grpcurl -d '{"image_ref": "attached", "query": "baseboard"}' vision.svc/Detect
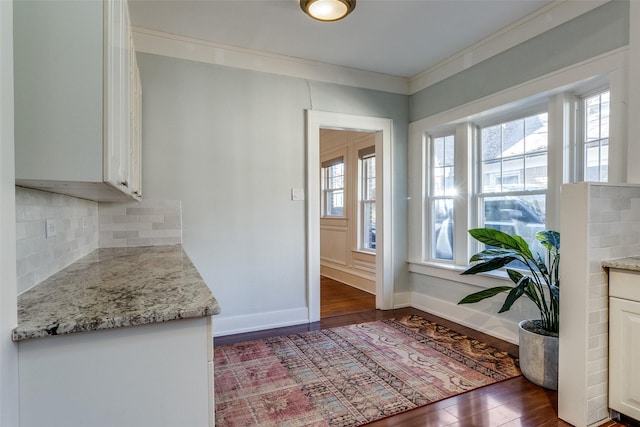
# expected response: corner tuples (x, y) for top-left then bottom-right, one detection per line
(393, 292), (412, 308)
(409, 292), (519, 344)
(212, 307), (309, 337)
(321, 266), (375, 294)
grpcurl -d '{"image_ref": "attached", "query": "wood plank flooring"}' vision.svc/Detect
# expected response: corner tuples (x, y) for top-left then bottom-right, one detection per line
(320, 276), (375, 318)
(214, 280), (633, 427)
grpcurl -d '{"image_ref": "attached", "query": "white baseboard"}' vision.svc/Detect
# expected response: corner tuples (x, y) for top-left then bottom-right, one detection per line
(408, 292), (519, 345)
(393, 292), (412, 308)
(212, 307), (309, 337)
(210, 294), (519, 344)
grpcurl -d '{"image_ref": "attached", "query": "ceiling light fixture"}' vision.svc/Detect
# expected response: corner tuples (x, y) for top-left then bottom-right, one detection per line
(300, 0), (356, 22)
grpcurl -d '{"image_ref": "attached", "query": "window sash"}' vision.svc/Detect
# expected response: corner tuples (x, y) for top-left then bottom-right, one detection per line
(322, 158), (344, 217)
(360, 151), (376, 251)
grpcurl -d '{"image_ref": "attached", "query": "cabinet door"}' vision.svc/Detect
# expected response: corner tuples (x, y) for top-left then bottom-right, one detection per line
(130, 49), (142, 199)
(609, 297), (640, 420)
(104, 0), (131, 193)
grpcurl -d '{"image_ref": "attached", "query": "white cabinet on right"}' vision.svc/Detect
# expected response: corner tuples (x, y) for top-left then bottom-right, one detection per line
(609, 268), (640, 422)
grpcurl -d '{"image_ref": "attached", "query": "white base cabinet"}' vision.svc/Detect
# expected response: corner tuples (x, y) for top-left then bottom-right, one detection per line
(18, 317), (214, 427)
(609, 269), (640, 422)
(14, 0), (141, 202)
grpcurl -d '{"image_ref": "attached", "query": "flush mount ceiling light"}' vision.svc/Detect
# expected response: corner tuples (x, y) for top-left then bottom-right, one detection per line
(300, 0), (356, 22)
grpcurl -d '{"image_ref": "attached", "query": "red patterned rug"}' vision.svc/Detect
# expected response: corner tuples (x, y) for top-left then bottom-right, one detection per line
(214, 314), (521, 426)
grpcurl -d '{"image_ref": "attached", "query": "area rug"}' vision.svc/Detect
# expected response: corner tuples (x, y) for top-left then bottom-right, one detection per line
(214, 314), (521, 426)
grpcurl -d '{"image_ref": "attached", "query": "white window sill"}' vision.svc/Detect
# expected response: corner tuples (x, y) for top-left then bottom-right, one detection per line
(408, 260), (511, 289)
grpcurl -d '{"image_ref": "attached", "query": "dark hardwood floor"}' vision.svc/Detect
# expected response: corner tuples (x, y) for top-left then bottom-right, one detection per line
(321, 276), (376, 318)
(214, 280), (631, 427)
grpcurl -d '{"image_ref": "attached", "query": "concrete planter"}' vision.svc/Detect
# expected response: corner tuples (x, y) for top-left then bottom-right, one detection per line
(518, 319), (559, 390)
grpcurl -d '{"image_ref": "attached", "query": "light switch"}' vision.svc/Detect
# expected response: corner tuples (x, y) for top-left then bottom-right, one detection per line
(291, 188), (305, 201)
(45, 219), (57, 238)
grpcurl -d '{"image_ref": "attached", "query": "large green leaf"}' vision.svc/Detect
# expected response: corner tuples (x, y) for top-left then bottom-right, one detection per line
(468, 228), (533, 259)
(537, 230), (560, 251)
(469, 249), (519, 262)
(458, 286), (513, 305)
(461, 257), (516, 275)
(506, 268), (524, 285)
(498, 283), (526, 313)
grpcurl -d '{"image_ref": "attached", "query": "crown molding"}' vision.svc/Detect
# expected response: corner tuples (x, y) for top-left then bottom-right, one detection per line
(133, 1), (610, 96)
(132, 27), (410, 95)
(409, 0), (610, 94)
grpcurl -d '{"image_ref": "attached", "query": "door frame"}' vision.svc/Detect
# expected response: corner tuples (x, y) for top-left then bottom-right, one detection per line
(306, 110), (393, 322)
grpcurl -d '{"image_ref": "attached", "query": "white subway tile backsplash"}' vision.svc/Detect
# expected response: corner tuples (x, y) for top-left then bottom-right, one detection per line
(15, 187), (99, 294)
(98, 199), (182, 248)
(16, 187), (184, 292)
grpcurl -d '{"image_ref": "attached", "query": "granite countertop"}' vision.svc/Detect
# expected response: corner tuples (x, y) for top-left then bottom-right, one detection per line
(13, 245), (220, 341)
(602, 256), (640, 272)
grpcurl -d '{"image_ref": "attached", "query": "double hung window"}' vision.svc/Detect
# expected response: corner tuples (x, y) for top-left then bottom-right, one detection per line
(322, 157), (344, 217)
(477, 113), (548, 255)
(430, 134), (456, 261)
(580, 90), (610, 182)
(359, 147), (376, 251)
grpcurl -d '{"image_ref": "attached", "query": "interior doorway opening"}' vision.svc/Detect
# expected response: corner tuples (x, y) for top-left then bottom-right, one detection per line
(306, 111), (393, 323)
(319, 128), (378, 318)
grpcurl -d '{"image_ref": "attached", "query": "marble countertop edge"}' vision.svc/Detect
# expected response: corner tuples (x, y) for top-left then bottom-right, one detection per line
(12, 305), (219, 342)
(602, 256), (640, 272)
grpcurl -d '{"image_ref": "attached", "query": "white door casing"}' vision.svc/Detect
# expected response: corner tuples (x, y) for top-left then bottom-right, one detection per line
(306, 110), (393, 322)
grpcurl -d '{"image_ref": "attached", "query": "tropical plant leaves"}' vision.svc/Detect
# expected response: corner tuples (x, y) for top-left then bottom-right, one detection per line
(458, 286), (513, 305)
(459, 228), (561, 334)
(537, 230), (560, 252)
(461, 257), (517, 275)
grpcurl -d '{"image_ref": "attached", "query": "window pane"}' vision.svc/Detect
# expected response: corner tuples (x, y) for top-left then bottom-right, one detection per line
(583, 90), (609, 182)
(326, 190), (343, 216)
(363, 201), (376, 250)
(363, 156), (376, 200)
(322, 160), (344, 217)
(481, 113), (548, 193)
(482, 195), (546, 256)
(433, 199), (454, 260)
(433, 135), (455, 197)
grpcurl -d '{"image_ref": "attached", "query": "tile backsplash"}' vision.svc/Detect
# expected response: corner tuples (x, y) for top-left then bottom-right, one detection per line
(16, 187), (98, 294)
(16, 187), (183, 293)
(98, 200), (182, 248)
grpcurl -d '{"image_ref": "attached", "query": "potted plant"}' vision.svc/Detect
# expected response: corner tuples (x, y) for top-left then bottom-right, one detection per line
(458, 228), (560, 390)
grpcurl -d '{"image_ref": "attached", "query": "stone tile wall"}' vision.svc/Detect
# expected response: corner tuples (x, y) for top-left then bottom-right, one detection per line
(586, 184), (640, 423)
(15, 187), (98, 294)
(98, 200), (182, 248)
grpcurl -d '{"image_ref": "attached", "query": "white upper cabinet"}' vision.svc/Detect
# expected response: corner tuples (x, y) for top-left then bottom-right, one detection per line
(14, 0), (141, 202)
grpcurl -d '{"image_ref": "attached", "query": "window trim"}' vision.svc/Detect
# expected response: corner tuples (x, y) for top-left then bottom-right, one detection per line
(358, 148), (376, 252)
(575, 87), (610, 182)
(321, 155), (345, 218)
(410, 78), (623, 287)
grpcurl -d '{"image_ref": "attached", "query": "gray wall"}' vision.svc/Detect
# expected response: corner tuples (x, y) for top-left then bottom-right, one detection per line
(410, 0), (629, 122)
(407, 0), (630, 334)
(137, 53), (408, 319)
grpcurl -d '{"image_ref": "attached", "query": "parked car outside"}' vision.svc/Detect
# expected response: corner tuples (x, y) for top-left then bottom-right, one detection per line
(434, 197), (545, 260)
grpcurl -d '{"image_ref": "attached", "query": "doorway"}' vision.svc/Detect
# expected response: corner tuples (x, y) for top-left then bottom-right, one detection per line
(318, 128), (377, 318)
(306, 111), (393, 323)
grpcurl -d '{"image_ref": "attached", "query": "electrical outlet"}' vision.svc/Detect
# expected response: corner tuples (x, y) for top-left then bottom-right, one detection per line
(45, 219), (57, 238)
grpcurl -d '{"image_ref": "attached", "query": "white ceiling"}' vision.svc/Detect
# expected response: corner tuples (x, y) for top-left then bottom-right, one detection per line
(128, 0), (554, 78)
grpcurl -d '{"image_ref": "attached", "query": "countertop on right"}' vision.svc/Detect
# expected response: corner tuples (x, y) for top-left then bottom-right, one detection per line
(602, 256), (640, 272)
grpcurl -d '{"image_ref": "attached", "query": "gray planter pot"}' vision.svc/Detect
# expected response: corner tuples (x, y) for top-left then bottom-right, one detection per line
(518, 319), (559, 390)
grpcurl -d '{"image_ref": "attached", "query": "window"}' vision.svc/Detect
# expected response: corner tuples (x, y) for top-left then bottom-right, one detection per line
(322, 157), (344, 217)
(359, 147), (376, 250)
(581, 90), (609, 182)
(430, 134), (455, 260)
(478, 113), (548, 253)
